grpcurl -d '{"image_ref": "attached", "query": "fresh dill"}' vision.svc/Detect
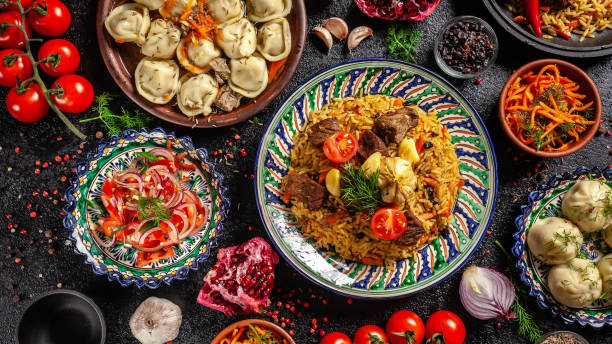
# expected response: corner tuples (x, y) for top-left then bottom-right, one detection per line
(247, 324), (279, 344)
(79, 93), (157, 135)
(386, 23), (422, 63)
(340, 164), (382, 215)
(137, 197), (171, 226)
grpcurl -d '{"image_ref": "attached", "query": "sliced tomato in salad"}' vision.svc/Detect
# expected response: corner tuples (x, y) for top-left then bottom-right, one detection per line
(323, 131), (358, 163)
(137, 247), (175, 266)
(150, 158), (177, 172)
(101, 218), (122, 238)
(371, 207), (408, 240)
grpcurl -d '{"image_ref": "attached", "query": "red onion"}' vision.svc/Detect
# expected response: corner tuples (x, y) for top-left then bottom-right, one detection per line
(459, 266), (516, 320)
(176, 203), (197, 239)
(149, 147), (175, 161)
(172, 209), (190, 238)
(161, 219), (179, 242)
(115, 172), (144, 193)
(138, 227), (160, 246)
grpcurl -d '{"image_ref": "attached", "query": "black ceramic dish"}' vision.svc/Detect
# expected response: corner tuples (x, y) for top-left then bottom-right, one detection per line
(482, 0), (612, 57)
(16, 289), (106, 344)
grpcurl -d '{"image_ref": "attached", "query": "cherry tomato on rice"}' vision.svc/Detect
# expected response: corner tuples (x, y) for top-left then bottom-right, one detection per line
(386, 310), (425, 344)
(28, 0), (71, 37)
(1, 0), (34, 11)
(323, 131), (358, 163)
(6, 82), (48, 123)
(370, 207), (407, 241)
(50, 74), (94, 113)
(0, 11), (32, 49)
(37, 38), (80, 76)
(354, 325), (388, 344)
(321, 332), (352, 344)
(0, 48), (32, 87)
(424, 311), (465, 344)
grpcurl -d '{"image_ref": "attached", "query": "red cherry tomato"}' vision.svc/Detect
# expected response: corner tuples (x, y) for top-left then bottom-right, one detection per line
(6, 82), (48, 123)
(50, 74), (94, 113)
(354, 325), (388, 344)
(321, 332), (352, 344)
(370, 207), (407, 240)
(27, 0), (71, 37)
(323, 131), (358, 163)
(2, 0), (34, 11)
(385, 310), (425, 344)
(0, 48), (32, 87)
(0, 11), (32, 49)
(424, 311), (465, 344)
(37, 38), (79, 76)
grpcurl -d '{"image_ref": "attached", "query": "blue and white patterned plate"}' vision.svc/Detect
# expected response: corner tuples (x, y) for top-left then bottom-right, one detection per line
(63, 128), (229, 288)
(254, 58), (498, 299)
(513, 167), (612, 327)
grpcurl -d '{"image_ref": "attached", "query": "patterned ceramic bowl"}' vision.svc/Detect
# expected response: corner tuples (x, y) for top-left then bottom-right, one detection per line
(513, 166), (612, 327)
(63, 128), (229, 288)
(255, 58), (498, 299)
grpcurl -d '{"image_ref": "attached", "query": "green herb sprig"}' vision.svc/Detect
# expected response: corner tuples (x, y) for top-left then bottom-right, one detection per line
(247, 324), (279, 344)
(341, 164), (382, 215)
(386, 23), (422, 63)
(137, 197), (171, 227)
(80, 93), (157, 135)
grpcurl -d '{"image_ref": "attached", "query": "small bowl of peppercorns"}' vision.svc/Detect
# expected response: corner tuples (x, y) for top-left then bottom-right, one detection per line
(434, 16), (499, 79)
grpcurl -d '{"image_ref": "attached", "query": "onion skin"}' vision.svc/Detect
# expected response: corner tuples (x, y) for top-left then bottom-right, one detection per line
(459, 266), (516, 320)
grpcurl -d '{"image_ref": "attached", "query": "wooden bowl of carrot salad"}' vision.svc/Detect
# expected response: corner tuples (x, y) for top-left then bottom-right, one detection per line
(211, 319), (295, 344)
(499, 59), (601, 157)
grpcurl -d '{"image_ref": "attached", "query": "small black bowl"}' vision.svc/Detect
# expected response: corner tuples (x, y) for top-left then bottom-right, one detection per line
(17, 289), (106, 344)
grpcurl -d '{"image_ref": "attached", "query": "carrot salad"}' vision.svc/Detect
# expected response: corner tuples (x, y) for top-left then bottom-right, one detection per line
(503, 64), (596, 152)
(219, 324), (288, 344)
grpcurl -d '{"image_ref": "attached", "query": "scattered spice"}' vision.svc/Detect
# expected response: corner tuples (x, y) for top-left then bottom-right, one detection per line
(439, 21), (496, 74)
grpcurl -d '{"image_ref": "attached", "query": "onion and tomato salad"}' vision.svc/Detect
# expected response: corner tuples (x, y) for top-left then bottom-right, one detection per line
(91, 145), (206, 267)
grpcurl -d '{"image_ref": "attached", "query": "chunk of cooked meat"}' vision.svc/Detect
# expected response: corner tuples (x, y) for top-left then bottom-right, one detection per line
(214, 85), (242, 112)
(374, 106), (420, 144)
(209, 57), (230, 84)
(307, 118), (341, 147)
(284, 171), (327, 210)
(358, 129), (388, 159)
(394, 209), (425, 247)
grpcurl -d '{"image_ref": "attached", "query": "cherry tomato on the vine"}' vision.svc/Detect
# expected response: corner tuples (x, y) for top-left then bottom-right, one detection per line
(354, 325), (388, 344)
(321, 332), (352, 344)
(27, 0), (71, 37)
(37, 38), (79, 76)
(0, 48), (32, 87)
(323, 131), (358, 163)
(386, 310), (425, 344)
(424, 311), (465, 344)
(1, 0), (33, 11)
(6, 82), (49, 123)
(50, 74), (94, 113)
(371, 207), (407, 240)
(0, 11), (32, 49)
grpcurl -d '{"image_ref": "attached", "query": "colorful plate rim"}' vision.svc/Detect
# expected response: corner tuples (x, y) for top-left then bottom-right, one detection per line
(62, 128), (230, 288)
(254, 57), (499, 299)
(512, 166), (612, 327)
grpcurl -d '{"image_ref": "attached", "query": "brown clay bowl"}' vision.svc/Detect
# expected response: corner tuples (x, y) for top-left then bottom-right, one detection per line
(96, 0), (307, 128)
(211, 319), (295, 344)
(498, 59), (601, 157)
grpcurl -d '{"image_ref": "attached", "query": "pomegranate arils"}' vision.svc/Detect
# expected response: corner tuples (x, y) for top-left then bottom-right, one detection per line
(357, 0), (441, 21)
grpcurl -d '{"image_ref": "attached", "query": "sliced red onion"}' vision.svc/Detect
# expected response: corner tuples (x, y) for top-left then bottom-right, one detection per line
(91, 230), (116, 249)
(113, 195), (126, 223)
(124, 202), (138, 212)
(172, 209), (191, 238)
(460, 266), (516, 320)
(176, 203), (197, 239)
(138, 227), (160, 246)
(161, 219), (179, 242)
(149, 147), (175, 161)
(145, 170), (162, 198)
(130, 220), (152, 243)
(115, 172), (144, 193)
(147, 164), (170, 174)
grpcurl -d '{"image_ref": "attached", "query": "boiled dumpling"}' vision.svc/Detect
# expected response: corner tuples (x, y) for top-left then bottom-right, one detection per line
(177, 37), (221, 74)
(206, 0), (244, 23)
(141, 19), (181, 59)
(104, 3), (150, 44)
(599, 253), (612, 297)
(257, 18), (291, 62)
(177, 74), (219, 117)
(548, 258), (602, 308)
(603, 226), (612, 248)
(160, 0), (197, 18)
(562, 180), (612, 232)
(216, 18), (257, 59)
(134, 0), (165, 10)
(247, 0), (291, 22)
(527, 217), (583, 265)
(228, 54), (268, 98)
(135, 58), (179, 104)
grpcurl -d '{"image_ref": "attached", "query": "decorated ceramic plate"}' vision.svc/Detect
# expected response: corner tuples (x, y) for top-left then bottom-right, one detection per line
(513, 167), (612, 327)
(255, 58), (498, 299)
(63, 128), (229, 288)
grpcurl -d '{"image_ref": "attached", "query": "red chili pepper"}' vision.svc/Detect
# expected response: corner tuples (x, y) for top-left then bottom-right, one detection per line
(525, 0), (543, 37)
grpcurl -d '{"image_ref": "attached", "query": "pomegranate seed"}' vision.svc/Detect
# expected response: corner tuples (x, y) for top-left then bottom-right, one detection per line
(347, 298), (353, 304)
(475, 78), (482, 84)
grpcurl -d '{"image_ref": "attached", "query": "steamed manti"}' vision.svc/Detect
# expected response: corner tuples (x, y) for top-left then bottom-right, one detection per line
(91, 146), (207, 267)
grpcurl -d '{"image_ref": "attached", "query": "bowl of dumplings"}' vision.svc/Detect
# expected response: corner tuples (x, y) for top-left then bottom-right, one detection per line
(513, 166), (612, 327)
(96, 0), (307, 128)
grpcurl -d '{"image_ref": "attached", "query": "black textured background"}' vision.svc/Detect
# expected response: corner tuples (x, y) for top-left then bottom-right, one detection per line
(1, 1), (611, 343)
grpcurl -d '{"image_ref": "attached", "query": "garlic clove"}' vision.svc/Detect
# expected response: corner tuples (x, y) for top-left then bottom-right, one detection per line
(312, 26), (333, 53)
(130, 297), (182, 344)
(347, 26), (373, 52)
(323, 17), (348, 40)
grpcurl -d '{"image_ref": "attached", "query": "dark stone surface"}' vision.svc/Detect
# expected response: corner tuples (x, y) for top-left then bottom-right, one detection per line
(0, 1), (611, 343)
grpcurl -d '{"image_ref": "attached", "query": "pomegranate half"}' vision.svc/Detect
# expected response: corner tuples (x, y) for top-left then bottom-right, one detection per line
(354, 0), (442, 21)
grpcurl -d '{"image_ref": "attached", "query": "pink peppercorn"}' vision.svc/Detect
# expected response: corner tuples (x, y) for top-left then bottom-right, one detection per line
(20, 229), (27, 235)
(289, 330), (294, 336)
(323, 317), (328, 323)
(319, 330), (325, 336)
(14, 147), (19, 153)
(347, 298), (353, 304)
(303, 302), (309, 308)
(30, 211), (36, 218)
(54, 155), (62, 162)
